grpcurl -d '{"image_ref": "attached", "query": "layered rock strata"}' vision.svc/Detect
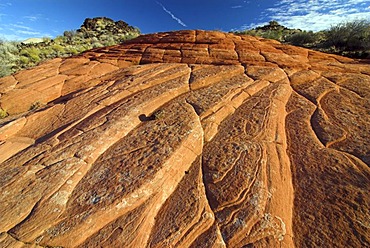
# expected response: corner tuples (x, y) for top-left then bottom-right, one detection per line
(0, 30), (369, 247)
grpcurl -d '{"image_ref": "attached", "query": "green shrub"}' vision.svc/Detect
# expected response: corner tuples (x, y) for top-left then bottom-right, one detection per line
(0, 22), (141, 77)
(0, 108), (8, 118)
(63, 30), (77, 41)
(53, 36), (67, 44)
(0, 65), (13, 77)
(286, 31), (317, 46)
(29, 101), (42, 111)
(40, 46), (54, 59)
(68, 47), (80, 55)
(120, 32), (140, 42)
(42, 37), (52, 43)
(92, 41), (104, 48)
(262, 30), (284, 41)
(50, 44), (66, 56)
(0, 40), (19, 77)
(19, 56), (30, 66)
(20, 47), (41, 63)
(325, 19), (370, 50)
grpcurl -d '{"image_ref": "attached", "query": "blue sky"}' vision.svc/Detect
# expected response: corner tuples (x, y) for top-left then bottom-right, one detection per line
(0, 0), (369, 40)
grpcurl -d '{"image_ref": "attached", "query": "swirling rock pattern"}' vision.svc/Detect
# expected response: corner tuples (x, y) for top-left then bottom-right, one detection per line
(0, 30), (369, 247)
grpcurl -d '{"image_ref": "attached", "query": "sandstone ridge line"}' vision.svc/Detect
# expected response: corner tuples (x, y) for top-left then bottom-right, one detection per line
(0, 30), (369, 247)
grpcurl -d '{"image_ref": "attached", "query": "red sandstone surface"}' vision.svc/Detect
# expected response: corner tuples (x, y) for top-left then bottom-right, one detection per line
(0, 30), (369, 247)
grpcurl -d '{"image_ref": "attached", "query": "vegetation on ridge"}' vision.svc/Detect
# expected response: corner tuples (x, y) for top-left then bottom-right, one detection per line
(0, 17), (140, 77)
(234, 19), (370, 59)
(1, 18), (369, 78)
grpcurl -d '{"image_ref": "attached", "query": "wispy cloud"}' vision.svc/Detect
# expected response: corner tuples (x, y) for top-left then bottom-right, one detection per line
(1, 23), (49, 40)
(0, 8), (53, 40)
(17, 30), (41, 36)
(10, 24), (33, 31)
(266, 0), (370, 31)
(236, 0), (370, 31)
(23, 15), (39, 22)
(156, 1), (187, 27)
(0, 3), (11, 7)
(231, 5), (243, 9)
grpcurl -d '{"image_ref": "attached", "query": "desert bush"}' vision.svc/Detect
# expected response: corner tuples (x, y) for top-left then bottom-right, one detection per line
(29, 101), (42, 111)
(238, 30), (284, 41)
(53, 36), (67, 44)
(63, 30), (77, 41)
(67, 47), (80, 55)
(0, 108), (8, 118)
(19, 56), (30, 66)
(92, 41), (104, 48)
(0, 64), (13, 77)
(286, 31), (317, 46)
(0, 21), (141, 77)
(325, 19), (370, 50)
(40, 46), (54, 59)
(20, 47), (41, 63)
(50, 44), (65, 56)
(42, 37), (52, 43)
(0, 39), (19, 77)
(121, 32), (140, 41)
(262, 30), (284, 41)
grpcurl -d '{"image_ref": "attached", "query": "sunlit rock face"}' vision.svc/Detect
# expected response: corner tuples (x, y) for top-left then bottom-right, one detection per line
(0, 30), (369, 248)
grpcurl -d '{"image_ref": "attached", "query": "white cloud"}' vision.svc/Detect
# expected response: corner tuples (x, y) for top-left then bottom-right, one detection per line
(1, 23), (49, 40)
(0, 34), (21, 41)
(231, 5), (243, 9)
(236, 0), (370, 31)
(10, 24), (33, 31)
(17, 30), (41, 36)
(265, 0), (370, 31)
(0, 3), (11, 7)
(156, 1), (187, 27)
(23, 15), (40, 22)
(0, 9), (54, 40)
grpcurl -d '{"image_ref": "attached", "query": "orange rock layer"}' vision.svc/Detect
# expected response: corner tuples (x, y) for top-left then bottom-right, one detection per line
(0, 30), (369, 247)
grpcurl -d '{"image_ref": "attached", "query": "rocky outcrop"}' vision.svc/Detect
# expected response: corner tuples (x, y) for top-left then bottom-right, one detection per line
(78, 17), (139, 36)
(0, 30), (369, 247)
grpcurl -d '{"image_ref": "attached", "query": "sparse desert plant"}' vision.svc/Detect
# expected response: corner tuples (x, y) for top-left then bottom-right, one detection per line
(19, 56), (30, 66)
(67, 47), (80, 55)
(285, 31), (317, 46)
(29, 101), (42, 111)
(0, 39), (19, 77)
(260, 30), (283, 41)
(121, 32), (140, 42)
(42, 37), (52, 43)
(325, 19), (370, 51)
(92, 41), (104, 48)
(152, 109), (165, 120)
(0, 18), (141, 78)
(19, 47), (41, 63)
(40, 46), (54, 59)
(50, 43), (66, 57)
(63, 30), (77, 41)
(0, 108), (8, 118)
(234, 19), (370, 58)
(53, 35), (67, 44)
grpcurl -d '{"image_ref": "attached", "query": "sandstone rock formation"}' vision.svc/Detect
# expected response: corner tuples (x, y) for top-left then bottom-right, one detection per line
(0, 30), (369, 247)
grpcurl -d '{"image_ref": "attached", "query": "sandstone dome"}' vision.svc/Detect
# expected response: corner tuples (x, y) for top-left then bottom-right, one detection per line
(0, 30), (369, 247)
